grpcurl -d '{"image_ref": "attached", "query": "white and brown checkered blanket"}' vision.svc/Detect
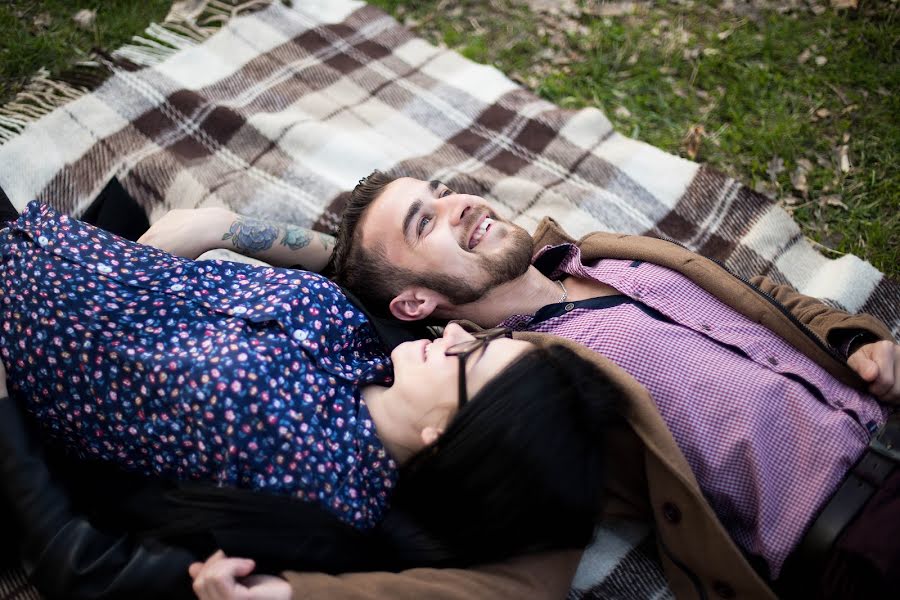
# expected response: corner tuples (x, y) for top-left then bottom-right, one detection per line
(0, 0), (896, 598)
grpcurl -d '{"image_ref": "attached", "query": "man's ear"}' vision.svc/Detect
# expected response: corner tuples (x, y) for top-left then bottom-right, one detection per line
(420, 426), (444, 447)
(389, 288), (442, 321)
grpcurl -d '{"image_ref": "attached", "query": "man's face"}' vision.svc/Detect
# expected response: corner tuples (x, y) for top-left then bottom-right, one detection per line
(360, 177), (533, 304)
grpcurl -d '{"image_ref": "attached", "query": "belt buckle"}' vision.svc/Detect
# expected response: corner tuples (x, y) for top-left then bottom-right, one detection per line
(870, 413), (900, 463)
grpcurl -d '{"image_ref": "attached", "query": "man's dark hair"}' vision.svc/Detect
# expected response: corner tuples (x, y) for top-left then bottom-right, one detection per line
(329, 170), (403, 314)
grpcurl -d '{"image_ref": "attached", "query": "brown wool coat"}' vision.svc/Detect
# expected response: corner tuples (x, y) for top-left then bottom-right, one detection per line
(283, 217), (895, 599)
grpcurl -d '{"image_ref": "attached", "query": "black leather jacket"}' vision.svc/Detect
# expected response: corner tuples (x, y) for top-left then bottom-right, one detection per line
(0, 397), (196, 599)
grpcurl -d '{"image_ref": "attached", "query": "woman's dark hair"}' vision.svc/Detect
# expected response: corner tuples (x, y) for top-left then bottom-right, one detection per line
(381, 343), (624, 567)
(140, 343), (622, 572)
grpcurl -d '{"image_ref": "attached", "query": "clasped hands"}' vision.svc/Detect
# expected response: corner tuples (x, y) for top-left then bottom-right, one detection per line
(190, 550), (290, 600)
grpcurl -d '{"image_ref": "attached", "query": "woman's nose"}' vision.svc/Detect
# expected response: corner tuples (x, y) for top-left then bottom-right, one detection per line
(441, 322), (472, 344)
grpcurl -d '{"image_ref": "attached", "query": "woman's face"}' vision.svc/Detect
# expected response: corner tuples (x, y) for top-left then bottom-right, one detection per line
(389, 323), (532, 431)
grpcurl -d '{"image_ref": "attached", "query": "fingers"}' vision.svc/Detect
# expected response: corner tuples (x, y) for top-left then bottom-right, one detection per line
(850, 341), (900, 402)
(191, 550), (256, 600)
(867, 342), (899, 402)
(189, 562), (204, 579)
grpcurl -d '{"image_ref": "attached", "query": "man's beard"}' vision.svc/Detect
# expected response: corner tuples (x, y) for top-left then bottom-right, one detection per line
(413, 222), (534, 306)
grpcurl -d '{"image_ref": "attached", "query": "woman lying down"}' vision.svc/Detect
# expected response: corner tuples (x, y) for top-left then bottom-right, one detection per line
(0, 201), (624, 597)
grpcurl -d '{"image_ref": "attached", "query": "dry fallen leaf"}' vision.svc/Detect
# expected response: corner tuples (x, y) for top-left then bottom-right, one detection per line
(831, 0), (858, 9)
(754, 180), (777, 199)
(614, 106), (632, 119)
(791, 166), (809, 196)
(841, 104), (858, 114)
(798, 48), (813, 64)
(815, 56), (828, 66)
(778, 196), (801, 215)
(767, 156), (785, 182)
(72, 8), (97, 30)
(797, 158), (814, 171)
(819, 194), (848, 210)
(33, 12), (52, 31)
(815, 108), (831, 118)
(811, 4), (827, 15)
(836, 145), (851, 173)
(842, 132), (851, 143)
(682, 125), (706, 160)
(597, 1), (639, 17)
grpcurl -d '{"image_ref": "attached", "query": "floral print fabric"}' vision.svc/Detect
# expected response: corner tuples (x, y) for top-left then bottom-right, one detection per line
(0, 202), (397, 529)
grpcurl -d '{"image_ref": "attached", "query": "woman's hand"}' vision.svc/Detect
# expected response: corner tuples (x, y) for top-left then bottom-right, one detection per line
(189, 550), (291, 600)
(138, 207), (235, 259)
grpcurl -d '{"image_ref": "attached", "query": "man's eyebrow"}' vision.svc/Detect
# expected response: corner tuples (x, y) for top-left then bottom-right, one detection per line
(402, 199), (423, 242)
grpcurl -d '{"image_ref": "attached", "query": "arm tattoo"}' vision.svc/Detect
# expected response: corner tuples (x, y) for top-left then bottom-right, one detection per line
(222, 217), (278, 253)
(281, 225), (311, 251)
(318, 232), (334, 251)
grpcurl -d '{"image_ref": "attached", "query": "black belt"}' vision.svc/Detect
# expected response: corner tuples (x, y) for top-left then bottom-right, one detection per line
(780, 412), (900, 593)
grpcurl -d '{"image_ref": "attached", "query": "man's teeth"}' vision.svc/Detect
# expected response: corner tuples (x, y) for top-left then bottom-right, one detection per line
(470, 217), (493, 248)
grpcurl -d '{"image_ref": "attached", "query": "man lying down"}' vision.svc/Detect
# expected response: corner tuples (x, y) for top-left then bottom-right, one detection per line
(2, 172), (898, 600)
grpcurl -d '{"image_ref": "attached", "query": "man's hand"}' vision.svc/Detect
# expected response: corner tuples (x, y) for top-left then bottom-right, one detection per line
(189, 550), (291, 600)
(138, 207), (234, 259)
(848, 340), (900, 403)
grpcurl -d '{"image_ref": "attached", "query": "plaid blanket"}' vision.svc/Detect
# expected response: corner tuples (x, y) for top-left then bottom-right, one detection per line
(0, 0), (896, 597)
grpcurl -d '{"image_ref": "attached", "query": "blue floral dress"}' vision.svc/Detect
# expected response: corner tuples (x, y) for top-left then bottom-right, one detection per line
(0, 202), (397, 530)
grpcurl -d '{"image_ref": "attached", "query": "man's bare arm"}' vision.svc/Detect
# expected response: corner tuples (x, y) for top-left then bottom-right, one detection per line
(138, 207), (334, 272)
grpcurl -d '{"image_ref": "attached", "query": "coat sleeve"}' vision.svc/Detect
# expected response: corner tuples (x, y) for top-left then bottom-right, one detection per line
(282, 548), (582, 600)
(749, 275), (896, 351)
(0, 397), (196, 600)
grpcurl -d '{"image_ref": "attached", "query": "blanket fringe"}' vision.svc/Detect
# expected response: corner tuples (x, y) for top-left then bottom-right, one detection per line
(0, 0), (274, 145)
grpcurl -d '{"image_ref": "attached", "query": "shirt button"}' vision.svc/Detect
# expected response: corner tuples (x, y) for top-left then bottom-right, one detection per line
(713, 581), (736, 599)
(565, 303), (575, 311)
(661, 502), (681, 524)
(767, 356), (779, 366)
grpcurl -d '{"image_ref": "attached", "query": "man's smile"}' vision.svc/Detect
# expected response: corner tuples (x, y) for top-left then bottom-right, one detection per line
(467, 213), (494, 250)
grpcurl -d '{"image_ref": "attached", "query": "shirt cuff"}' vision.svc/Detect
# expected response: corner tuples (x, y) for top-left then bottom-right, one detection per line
(837, 331), (878, 359)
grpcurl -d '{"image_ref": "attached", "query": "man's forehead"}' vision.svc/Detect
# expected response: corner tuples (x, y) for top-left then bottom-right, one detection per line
(381, 177), (433, 207)
(360, 177), (425, 248)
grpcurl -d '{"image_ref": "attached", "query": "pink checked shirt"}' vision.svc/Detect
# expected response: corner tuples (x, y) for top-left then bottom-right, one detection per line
(499, 244), (887, 578)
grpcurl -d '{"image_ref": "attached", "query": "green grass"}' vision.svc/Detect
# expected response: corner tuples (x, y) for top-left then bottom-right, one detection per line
(370, 0), (899, 279)
(0, 0), (171, 101)
(1, 0), (896, 277)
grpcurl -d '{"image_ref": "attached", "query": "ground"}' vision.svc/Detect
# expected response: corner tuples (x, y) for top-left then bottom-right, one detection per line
(1, 0), (896, 276)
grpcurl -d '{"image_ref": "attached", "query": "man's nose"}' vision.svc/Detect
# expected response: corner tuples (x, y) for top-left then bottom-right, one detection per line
(439, 193), (471, 227)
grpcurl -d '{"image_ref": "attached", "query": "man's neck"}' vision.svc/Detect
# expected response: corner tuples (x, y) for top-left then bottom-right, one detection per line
(439, 265), (619, 327)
